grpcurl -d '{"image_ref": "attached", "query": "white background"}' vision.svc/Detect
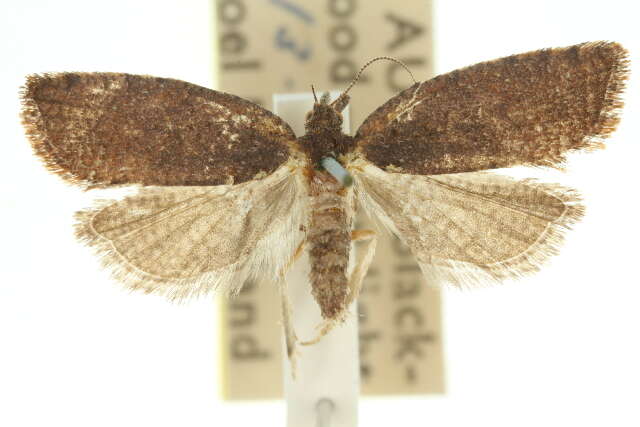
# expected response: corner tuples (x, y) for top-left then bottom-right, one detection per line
(1, 1), (639, 426)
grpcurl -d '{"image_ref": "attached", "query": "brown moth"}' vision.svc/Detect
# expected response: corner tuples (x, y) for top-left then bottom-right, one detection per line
(21, 42), (628, 353)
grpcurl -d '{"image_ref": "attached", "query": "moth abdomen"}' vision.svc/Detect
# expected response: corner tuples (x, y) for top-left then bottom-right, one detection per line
(307, 170), (354, 320)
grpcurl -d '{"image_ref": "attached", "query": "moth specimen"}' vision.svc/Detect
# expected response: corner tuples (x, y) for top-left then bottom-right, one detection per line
(21, 42), (628, 352)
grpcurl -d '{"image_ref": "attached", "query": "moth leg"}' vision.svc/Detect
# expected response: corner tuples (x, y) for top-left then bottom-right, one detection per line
(346, 229), (377, 307)
(280, 239), (306, 278)
(278, 239), (306, 375)
(301, 229), (378, 346)
(278, 276), (298, 376)
(299, 321), (334, 346)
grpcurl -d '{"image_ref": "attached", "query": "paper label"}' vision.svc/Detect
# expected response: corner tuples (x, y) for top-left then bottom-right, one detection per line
(215, 0), (444, 399)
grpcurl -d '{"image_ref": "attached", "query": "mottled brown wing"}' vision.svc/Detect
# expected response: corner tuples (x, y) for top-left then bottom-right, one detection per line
(21, 73), (296, 187)
(354, 42), (628, 174)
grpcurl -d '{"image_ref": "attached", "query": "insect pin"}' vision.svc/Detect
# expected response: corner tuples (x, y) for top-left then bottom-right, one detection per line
(21, 42), (628, 361)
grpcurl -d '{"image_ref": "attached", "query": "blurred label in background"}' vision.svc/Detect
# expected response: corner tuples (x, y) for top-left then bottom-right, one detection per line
(216, 0), (444, 399)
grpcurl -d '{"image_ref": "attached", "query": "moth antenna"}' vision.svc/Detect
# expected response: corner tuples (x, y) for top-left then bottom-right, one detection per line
(331, 56), (417, 108)
(311, 84), (318, 103)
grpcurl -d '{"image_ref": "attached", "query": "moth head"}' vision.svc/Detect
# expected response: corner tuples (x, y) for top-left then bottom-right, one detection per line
(304, 85), (346, 134)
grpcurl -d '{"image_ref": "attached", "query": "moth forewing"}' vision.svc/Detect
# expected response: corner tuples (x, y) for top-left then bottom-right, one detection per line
(20, 72), (297, 188)
(354, 41), (629, 175)
(74, 161), (307, 300)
